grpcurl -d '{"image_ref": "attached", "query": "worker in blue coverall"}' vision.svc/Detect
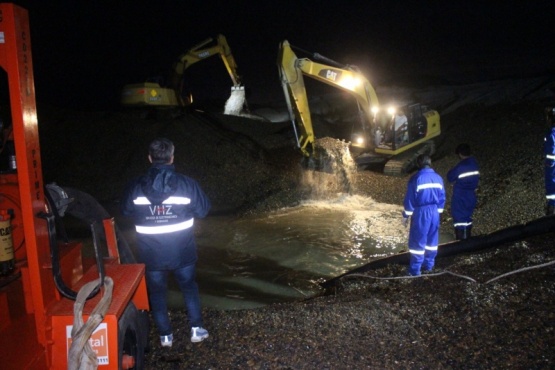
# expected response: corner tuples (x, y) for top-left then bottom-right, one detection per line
(447, 144), (480, 240)
(403, 154), (446, 276)
(544, 107), (555, 216)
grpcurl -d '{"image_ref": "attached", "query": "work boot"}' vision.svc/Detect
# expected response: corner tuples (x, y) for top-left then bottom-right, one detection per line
(465, 226), (472, 239)
(455, 227), (471, 240)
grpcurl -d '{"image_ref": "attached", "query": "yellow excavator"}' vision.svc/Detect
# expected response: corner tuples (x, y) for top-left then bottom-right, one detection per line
(121, 34), (247, 114)
(278, 40), (441, 175)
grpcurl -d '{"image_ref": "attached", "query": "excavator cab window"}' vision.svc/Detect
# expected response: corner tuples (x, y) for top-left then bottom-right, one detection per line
(392, 110), (409, 150)
(406, 103), (427, 143)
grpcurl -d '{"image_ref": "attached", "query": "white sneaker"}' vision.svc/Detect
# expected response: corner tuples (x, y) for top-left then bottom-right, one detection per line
(191, 327), (209, 343)
(160, 334), (173, 348)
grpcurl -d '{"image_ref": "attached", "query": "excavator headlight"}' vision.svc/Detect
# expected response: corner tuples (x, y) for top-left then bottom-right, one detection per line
(351, 134), (365, 148)
(387, 106), (396, 115)
(339, 76), (360, 90)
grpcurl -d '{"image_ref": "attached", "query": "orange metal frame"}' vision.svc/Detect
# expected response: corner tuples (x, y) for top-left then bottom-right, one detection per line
(0, 4), (148, 369)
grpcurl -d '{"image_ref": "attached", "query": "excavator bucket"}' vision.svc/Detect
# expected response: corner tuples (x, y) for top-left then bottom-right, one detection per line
(303, 137), (357, 194)
(224, 86), (247, 116)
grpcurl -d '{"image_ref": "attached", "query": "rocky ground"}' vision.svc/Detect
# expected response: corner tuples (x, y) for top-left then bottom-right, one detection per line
(38, 94), (555, 369)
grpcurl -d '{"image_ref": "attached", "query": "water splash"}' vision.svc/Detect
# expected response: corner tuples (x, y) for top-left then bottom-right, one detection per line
(300, 137), (357, 198)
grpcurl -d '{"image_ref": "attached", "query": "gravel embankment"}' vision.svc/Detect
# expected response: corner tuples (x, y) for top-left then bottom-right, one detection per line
(38, 98), (555, 369)
(139, 100), (555, 369)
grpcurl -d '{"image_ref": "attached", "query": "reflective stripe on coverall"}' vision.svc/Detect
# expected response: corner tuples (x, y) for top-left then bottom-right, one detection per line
(403, 168), (446, 276)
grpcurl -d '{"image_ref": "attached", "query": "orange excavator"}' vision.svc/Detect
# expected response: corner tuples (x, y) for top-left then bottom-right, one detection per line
(0, 4), (149, 369)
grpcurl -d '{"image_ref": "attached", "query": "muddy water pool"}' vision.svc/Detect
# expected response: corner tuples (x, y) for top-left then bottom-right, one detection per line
(186, 194), (411, 310)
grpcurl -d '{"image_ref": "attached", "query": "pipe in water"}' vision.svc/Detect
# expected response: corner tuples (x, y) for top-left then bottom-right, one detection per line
(321, 215), (555, 290)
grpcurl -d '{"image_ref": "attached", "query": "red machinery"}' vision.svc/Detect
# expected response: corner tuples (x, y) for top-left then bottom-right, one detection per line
(0, 4), (149, 369)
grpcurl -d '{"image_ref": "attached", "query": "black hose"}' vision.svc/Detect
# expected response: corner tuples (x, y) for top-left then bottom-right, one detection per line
(39, 211), (103, 300)
(321, 215), (555, 289)
(62, 187), (137, 264)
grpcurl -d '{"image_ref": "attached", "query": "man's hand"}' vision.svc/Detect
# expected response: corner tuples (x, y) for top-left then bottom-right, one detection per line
(402, 217), (409, 228)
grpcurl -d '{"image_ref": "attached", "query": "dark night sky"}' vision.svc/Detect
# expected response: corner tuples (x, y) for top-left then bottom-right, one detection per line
(6, 0), (555, 110)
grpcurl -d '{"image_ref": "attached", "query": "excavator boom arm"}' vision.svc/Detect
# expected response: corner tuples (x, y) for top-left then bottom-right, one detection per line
(278, 41), (314, 155)
(171, 34), (241, 89)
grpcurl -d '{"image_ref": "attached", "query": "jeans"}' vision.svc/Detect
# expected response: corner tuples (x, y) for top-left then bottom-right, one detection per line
(145, 263), (203, 336)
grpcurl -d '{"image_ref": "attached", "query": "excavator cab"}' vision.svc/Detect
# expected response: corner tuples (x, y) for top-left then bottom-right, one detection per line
(373, 103), (429, 151)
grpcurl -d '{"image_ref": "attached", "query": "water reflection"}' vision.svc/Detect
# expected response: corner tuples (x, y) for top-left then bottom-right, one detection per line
(189, 194), (408, 310)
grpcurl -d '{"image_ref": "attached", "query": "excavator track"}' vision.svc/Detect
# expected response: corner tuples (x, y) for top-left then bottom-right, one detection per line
(383, 141), (436, 176)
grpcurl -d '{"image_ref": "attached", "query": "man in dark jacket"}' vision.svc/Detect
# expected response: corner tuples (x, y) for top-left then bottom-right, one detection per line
(121, 138), (211, 348)
(447, 143), (480, 240)
(544, 107), (555, 215)
(403, 154), (446, 276)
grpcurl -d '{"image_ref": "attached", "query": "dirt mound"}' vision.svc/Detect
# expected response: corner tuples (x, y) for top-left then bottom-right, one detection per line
(35, 97), (555, 369)
(37, 97), (552, 230)
(38, 108), (304, 214)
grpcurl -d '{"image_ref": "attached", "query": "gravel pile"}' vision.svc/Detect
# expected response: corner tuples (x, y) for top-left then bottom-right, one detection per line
(37, 97), (555, 369)
(146, 234), (555, 369)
